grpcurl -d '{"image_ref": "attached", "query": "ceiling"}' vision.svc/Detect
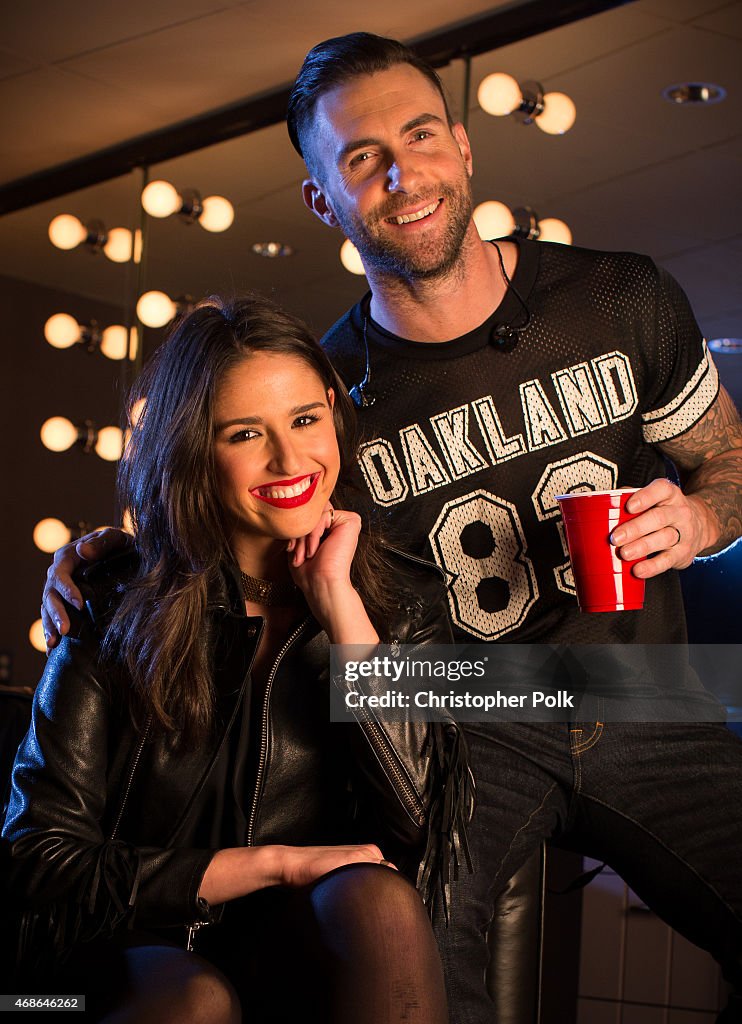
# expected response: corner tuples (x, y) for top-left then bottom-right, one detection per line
(1, 0), (741, 354)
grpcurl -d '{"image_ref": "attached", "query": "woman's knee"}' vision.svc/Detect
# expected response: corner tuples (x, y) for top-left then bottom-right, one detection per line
(310, 862), (429, 940)
(100, 947), (241, 1024)
(176, 963), (241, 1024)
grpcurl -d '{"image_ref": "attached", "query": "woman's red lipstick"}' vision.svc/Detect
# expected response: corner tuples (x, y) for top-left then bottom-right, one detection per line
(251, 473), (320, 508)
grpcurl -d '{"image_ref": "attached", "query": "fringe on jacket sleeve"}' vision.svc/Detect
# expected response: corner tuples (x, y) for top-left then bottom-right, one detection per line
(417, 720), (475, 923)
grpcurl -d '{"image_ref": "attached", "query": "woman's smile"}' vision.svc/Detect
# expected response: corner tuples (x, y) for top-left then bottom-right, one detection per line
(251, 472), (320, 507)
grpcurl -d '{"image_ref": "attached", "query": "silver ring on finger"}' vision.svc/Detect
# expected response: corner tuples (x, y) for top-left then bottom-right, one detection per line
(669, 526), (681, 547)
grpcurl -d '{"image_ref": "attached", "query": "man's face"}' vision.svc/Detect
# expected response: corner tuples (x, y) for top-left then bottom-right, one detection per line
(302, 64), (475, 281)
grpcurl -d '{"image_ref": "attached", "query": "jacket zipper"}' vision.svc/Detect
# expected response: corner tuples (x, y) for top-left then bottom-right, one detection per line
(246, 618), (311, 847)
(352, 706), (426, 827)
(110, 714), (152, 840)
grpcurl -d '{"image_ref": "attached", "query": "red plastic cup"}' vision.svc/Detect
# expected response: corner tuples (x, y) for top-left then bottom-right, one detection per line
(555, 489), (644, 613)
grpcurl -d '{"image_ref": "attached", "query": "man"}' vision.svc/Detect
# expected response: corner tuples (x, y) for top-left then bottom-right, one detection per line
(43, 33), (742, 1023)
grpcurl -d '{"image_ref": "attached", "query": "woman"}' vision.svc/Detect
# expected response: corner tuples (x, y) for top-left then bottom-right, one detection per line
(3, 295), (469, 1023)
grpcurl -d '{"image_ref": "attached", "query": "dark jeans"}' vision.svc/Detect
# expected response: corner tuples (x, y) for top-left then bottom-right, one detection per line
(434, 720), (742, 1023)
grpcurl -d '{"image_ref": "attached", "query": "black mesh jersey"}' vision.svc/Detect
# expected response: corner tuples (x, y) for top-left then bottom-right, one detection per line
(322, 238), (719, 646)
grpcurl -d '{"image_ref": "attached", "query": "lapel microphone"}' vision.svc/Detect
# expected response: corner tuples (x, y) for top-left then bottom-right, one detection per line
(488, 241), (531, 352)
(489, 322), (524, 352)
(349, 240), (532, 406)
(350, 311), (375, 408)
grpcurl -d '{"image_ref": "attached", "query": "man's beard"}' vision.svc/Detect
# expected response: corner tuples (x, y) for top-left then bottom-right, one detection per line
(334, 178), (474, 283)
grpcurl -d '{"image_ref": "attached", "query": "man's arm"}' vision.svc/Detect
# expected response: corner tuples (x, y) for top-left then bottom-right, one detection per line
(41, 529), (133, 649)
(611, 385), (742, 577)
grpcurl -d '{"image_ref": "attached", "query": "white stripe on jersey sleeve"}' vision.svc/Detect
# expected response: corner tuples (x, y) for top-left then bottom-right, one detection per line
(641, 340), (719, 443)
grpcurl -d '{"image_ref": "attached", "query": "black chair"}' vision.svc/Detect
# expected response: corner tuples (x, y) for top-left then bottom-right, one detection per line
(486, 846), (545, 1024)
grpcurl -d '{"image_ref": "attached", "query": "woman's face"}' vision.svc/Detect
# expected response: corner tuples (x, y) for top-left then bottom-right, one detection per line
(213, 351), (340, 556)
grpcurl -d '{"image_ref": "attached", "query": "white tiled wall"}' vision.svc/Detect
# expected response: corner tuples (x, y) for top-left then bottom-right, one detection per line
(577, 860), (727, 1024)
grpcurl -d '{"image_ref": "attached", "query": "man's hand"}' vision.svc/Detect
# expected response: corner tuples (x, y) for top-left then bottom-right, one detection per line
(609, 479), (711, 579)
(613, 385), (742, 579)
(42, 528), (132, 650)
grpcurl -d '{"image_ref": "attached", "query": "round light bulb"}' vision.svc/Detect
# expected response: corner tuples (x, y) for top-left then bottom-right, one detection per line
(133, 229), (143, 264)
(121, 507), (135, 535)
(29, 619), (47, 653)
(95, 425), (124, 462)
(199, 195), (235, 232)
(48, 214), (87, 250)
(538, 217), (573, 245)
(340, 238), (365, 275)
(103, 227), (134, 263)
(100, 324), (138, 360)
(477, 73), (522, 116)
(136, 290), (176, 328)
(40, 416), (78, 452)
(473, 201), (516, 240)
(537, 92), (577, 135)
(44, 313), (80, 349)
(129, 397), (147, 428)
(33, 517), (72, 553)
(141, 180), (181, 218)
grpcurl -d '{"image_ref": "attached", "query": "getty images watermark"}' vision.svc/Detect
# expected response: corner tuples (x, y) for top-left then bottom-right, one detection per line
(330, 644), (741, 723)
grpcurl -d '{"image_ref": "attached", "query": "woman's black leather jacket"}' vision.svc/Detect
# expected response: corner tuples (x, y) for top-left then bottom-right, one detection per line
(2, 547), (472, 962)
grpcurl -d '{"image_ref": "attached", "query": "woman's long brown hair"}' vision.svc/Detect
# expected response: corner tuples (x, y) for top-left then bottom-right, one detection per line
(104, 294), (395, 745)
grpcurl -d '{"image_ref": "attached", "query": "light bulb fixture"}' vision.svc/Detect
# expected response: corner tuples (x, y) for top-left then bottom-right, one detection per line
(102, 227), (142, 263)
(472, 201), (516, 240)
(40, 416), (82, 452)
(48, 214), (89, 250)
(129, 397), (147, 428)
(141, 179), (234, 233)
(48, 215), (140, 261)
(537, 216), (573, 245)
(43, 313), (84, 349)
(708, 338), (742, 354)
(340, 239), (366, 276)
(32, 518), (93, 554)
(473, 202), (572, 245)
(40, 417), (124, 460)
(478, 73), (576, 135)
(136, 291), (193, 329)
(43, 314), (137, 360)
(200, 195), (235, 232)
(29, 619), (47, 653)
(100, 324), (139, 361)
(94, 425), (124, 462)
(33, 517), (72, 553)
(252, 241), (294, 258)
(662, 82), (726, 106)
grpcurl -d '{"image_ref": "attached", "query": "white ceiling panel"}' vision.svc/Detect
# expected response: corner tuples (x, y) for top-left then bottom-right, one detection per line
(2, 0), (246, 65)
(468, 4), (672, 85)
(0, 66), (162, 180)
(638, 0), (739, 22)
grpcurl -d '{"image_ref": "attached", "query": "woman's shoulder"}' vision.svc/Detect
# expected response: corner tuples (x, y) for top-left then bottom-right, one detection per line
(381, 543), (448, 588)
(378, 544), (452, 644)
(66, 549), (141, 638)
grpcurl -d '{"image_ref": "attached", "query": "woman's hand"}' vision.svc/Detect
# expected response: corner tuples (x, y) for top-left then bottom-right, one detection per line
(278, 843), (396, 888)
(287, 509), (379, 645)
(198, 843), (396, 905)
(288, 506), (359, 587)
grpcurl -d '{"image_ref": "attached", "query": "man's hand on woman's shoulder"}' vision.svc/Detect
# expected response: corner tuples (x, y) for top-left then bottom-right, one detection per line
(41, 528), (133, 650)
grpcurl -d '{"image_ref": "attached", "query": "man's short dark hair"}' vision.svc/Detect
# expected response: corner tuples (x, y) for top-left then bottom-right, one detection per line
(287, 32), (454, 170)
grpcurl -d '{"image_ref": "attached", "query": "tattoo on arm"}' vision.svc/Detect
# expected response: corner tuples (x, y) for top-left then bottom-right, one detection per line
(659, 387), (742, 555)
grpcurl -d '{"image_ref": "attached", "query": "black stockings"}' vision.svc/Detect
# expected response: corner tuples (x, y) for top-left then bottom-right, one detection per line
(66, 864), (447, 1023)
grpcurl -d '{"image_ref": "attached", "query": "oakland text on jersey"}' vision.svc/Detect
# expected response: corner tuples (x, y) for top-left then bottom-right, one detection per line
(357, 348), (638, 505)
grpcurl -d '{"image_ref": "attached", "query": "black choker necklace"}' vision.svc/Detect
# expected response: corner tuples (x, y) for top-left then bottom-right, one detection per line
(240, 571), (300, 607)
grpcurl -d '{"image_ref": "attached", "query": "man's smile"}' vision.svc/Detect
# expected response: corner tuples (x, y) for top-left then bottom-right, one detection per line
(385, 199), (441, 225)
